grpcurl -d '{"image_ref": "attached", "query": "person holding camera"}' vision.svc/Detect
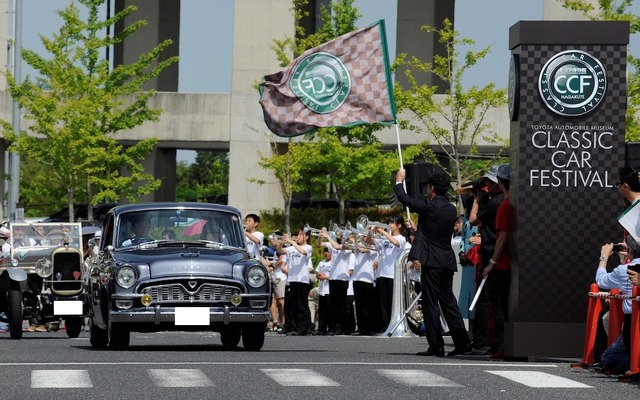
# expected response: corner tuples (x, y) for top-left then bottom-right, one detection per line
(596, 236), (639, 375)
(467, 164), (505, 356)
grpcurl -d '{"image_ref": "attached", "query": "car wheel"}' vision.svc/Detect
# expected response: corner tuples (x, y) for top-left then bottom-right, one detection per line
(7, 288), (23, 340)
(65, 317), (83, 338)
(108, 309), (130, 350)
(220, 326), (241, 348)
(242, 322), (265, 351)
(89, 317), (108, 349)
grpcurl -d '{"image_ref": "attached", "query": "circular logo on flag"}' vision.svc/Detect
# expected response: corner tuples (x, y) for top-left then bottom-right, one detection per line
(290, 52), (351, 114)
(538, 50), (606, 117)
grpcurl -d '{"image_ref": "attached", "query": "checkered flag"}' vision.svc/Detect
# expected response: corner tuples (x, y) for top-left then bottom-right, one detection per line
(259, 20), (397, 137)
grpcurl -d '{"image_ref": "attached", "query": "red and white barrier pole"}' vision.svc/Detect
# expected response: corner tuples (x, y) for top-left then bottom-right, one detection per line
(581, 283), (603, 366)
(608, 288), (623, 347)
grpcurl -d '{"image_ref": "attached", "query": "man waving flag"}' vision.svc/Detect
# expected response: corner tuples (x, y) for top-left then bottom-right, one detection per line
(259, 20), (397, 137)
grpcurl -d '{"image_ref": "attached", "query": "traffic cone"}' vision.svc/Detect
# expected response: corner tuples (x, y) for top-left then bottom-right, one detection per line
(581, 283), (602, 366)
(627, 286), (640, 375)
(608, 289), (623, 347)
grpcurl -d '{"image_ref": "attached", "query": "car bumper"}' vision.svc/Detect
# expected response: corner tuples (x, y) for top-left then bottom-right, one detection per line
(110, 305), (270, 325)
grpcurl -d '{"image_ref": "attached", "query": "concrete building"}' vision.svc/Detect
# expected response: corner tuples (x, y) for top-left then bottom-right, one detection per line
(0, 0), (588, 218)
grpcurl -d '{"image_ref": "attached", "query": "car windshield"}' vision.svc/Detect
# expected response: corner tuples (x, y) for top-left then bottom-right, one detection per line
(9, 223), (83, 252)
(115, 208), (244, 249)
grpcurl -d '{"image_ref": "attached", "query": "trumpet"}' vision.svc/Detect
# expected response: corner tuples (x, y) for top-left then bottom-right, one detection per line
(331, 223), (353, 241)
(357, 214), (391, 237)
(267, 232), (291, 247)
(303, 224), (323, 236)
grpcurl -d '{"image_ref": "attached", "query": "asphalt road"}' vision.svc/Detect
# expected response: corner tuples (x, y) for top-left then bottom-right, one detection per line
(0, 330), (637, 399)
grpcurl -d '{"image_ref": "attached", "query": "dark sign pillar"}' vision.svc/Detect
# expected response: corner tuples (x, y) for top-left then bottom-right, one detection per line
(507, 21), (629, 358)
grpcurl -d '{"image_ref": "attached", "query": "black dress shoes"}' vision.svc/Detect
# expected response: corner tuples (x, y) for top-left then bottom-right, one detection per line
(447, 346), (472, 357)
(416, 348), (445, 357)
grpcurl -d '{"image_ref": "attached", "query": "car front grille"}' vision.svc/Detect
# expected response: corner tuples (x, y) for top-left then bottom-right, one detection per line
(142, 282), (241, 304)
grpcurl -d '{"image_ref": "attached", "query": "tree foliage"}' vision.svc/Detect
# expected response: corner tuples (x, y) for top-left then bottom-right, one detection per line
(560, 0), (640, 140)
(394, 18), (508, 187)
(1, 0), (177, 221)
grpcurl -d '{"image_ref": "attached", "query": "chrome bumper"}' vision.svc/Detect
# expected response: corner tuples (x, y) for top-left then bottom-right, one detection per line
(110, 305), (270, 324)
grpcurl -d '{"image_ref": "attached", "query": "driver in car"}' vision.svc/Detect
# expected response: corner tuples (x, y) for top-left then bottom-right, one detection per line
(121, 215), (151, 247)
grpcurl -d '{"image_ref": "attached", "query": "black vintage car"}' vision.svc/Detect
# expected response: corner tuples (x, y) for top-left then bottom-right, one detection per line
(86, 203), (271, 351)
(0, 222), (86, 339)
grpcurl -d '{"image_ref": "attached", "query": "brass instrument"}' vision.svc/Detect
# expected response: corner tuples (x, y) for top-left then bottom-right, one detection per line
(357, 214), (390, 238)
(267, 232), (291, 247)
(303, 224), (323, 236)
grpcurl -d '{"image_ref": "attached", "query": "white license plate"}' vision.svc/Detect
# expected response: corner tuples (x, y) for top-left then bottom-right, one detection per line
(175, 307), (210, 325)
(53, 301), (83, 315)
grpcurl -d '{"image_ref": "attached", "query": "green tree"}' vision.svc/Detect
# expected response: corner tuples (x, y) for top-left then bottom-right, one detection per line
(175, 151), (229, 202)
(1, 0), (177, 221)
(300, 131), (432, 223)
(560, 0), (640, 141)
(394, 18), (508, 188)
(251, 141), (310, 234)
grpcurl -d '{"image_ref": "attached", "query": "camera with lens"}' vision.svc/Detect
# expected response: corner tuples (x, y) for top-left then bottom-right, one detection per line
(461, 178), (485, 193)
(612, 244), (624, 252)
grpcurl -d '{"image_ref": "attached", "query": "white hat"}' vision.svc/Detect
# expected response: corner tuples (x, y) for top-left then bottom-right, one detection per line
(94, 230), (102, 239)
(482, 165), (499, 184)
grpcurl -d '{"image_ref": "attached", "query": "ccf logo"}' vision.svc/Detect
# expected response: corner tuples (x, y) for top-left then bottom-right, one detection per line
(538, 50), (607, 117)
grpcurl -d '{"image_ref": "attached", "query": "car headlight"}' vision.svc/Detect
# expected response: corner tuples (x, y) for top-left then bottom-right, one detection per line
(245, 265), (267, 288)
(35, 258), (53, 278)
(116, 265), (137, 289)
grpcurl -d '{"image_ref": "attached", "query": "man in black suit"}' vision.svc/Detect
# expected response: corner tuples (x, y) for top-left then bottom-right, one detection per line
(394, 168), (471, 357)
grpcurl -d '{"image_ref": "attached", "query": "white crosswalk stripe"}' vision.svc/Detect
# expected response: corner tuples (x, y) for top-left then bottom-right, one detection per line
(377, 369), (463, 387)
(147, 369), (214, 387)
(31, 370), (92, 388)
(24, 367), (594, 390)
(487, 371), (593, 388)
(261, 368), (340, 386)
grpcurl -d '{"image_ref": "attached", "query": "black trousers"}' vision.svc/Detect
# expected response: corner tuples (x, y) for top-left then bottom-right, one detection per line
(288, 282), (311, 334)
(376, 277), (394, 332)
(328, 280), (349, 334)
(353, 281), (374, 334)
(421, 267), (470, 351)
(317, 295), (330, 333)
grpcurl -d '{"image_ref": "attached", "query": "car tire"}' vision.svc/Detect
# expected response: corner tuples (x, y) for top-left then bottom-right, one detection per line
(89, 318), (108, 349)
(65, 317), (83, 338)
(242, 322), (265, 351)
(220, 327), (241, 348)
(7, 288), (23, 340)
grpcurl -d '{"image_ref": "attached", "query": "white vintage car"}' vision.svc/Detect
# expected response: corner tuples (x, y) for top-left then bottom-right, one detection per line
(0, 222), (86, 339)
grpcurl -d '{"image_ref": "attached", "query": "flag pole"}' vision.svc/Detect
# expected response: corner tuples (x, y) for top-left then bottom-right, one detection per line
(394, 124), (411, 222)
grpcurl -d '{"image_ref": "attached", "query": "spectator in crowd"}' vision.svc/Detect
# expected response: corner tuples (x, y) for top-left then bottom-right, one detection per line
(394, 169), (471, 357)
(596, 236), (638, 374)
(244, 214), (264, 260)
(455, 189), (480, 338)
(276, 229), (312, 336)
(628, 265), (640, 287)
(467, 164), (505, 355)
(480, 163), (514, 360)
